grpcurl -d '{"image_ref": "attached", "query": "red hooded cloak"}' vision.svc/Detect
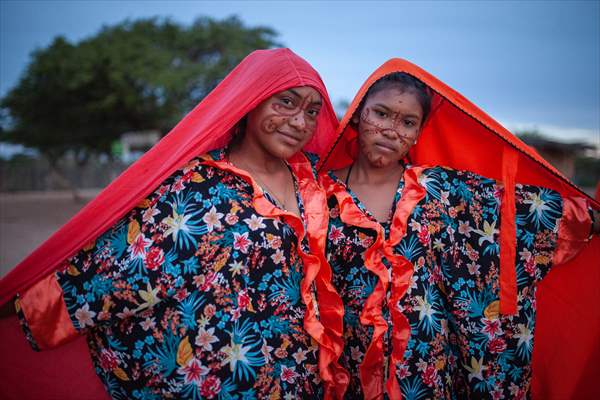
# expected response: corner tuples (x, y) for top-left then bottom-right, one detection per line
(0, 48), (345, 399)
(319, 58), (598, 400)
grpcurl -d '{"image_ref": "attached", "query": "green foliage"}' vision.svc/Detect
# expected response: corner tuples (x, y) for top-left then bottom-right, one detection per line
(515, 130), (545, 142)
(0, 16), (279, 162)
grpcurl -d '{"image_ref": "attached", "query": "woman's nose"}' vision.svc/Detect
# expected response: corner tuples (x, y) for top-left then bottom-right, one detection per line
(381, 128), (399, 139)
(288, 112), (307, 131)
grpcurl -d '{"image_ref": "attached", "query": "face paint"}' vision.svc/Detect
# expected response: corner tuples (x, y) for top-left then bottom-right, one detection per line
(243, 87), (322, 159)
(359, 107), (418, 147)
(355, 87), (423, 168)
(262, 96), (319, 136)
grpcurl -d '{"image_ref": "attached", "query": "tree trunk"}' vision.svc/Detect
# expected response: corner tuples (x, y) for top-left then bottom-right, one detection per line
(45, 155), (83, 203)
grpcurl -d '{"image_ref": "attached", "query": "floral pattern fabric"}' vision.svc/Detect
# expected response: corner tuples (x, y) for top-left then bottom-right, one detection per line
(19, 148), (324, 400)
(325, 166), (563, 400)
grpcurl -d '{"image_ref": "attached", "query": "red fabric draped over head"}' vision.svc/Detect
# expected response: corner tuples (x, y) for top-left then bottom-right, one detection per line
(0, 48), (338, 305)
(320, 58), (599, 399)
(320, 58), (596, 202)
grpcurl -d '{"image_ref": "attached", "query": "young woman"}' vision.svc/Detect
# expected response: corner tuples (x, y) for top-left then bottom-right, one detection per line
(0, 49), (346, 400)
(319, 63), (599, 399)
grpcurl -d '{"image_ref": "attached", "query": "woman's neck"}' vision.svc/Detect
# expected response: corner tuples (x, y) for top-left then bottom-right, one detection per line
(228, 138), (286, 174)
(352, 153), (404, 185)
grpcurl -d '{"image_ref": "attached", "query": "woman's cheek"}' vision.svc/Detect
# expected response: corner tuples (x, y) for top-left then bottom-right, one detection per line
(259, 115), (288, 133)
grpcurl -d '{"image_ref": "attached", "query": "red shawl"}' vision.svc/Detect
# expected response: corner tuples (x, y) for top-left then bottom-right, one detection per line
(0, 48), (342, 399)
(319, 58), (599, 400)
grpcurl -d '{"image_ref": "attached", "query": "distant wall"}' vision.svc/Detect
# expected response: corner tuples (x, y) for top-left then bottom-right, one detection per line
(0, 156), (127, 191)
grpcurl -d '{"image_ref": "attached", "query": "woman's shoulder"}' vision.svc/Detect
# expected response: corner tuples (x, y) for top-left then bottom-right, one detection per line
(419, 165), (497, 186)
(155, 148), (230, 194)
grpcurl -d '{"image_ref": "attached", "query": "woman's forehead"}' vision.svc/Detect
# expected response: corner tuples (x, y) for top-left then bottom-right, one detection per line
(279, 86), (322, 104)
(365, 86), (421, 109)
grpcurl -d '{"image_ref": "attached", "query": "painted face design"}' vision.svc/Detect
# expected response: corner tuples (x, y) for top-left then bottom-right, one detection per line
(260, 93), (320, 137)
(245, 87), (322, 159)
(359, 107), (419, 147)
(356, 87), (423, 168)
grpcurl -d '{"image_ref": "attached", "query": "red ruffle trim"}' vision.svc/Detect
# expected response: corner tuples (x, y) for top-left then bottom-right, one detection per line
(321, 166), (426, 400)
(203, 153), (348, 399)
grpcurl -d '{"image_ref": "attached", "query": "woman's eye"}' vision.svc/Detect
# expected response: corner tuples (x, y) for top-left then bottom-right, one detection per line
(375, 110), (387, 118)
(281, 97), (294, 106)
(404, 120), (415, 127)
(307, 109), (319, 118)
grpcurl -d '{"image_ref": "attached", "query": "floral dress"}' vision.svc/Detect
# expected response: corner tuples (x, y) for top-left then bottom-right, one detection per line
(324, 165), (587, 400)
(17, 148), (326, 400)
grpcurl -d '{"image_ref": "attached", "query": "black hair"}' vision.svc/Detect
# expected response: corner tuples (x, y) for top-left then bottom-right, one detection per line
(355, 72), (431, 126)
(229, 116), (248, 148)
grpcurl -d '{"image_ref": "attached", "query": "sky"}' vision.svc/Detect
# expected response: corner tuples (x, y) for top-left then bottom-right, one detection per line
(1, 0), (599, 146)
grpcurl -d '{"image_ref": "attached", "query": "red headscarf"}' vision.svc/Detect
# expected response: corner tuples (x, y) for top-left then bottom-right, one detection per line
(320, 58), (599, 399)
(0, 48), (338, 304)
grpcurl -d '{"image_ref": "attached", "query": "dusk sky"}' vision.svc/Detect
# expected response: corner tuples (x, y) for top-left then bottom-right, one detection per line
(1, 0), (599, 145)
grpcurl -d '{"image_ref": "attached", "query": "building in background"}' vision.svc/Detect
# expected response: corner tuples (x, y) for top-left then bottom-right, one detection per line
(115, 131), (161, 163)
(519, 133), (599, 197)
(520, 135), (595, 179)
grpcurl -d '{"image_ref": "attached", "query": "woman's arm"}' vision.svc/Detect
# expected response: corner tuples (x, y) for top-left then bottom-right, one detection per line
(17, 159), (217, 350)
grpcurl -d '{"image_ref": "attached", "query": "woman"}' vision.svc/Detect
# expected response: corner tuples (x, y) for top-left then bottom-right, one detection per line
(319, 62), (599, 399)
(0, 48), (346, 399)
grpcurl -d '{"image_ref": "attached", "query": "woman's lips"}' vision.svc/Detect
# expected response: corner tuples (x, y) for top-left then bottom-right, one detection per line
(277, 130), (302, 145)
(374, 141), (397, 153)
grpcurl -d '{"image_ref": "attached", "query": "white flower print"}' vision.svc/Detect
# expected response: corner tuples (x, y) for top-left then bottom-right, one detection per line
(202, 206), (224, 232)
(244, 214), (266, 231)
(75, 303), (96, 328)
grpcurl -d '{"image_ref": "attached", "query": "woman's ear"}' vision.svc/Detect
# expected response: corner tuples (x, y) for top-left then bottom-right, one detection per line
(351, 114), (360, 125)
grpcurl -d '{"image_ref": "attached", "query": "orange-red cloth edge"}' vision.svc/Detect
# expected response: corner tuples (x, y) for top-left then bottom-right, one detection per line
(499, 148), (518, 315)
(18, 273), (79, 350)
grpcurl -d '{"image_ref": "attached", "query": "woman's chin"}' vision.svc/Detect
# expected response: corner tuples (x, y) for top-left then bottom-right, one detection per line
(267, 143), (302, 160)
(367, 154), (401, 168)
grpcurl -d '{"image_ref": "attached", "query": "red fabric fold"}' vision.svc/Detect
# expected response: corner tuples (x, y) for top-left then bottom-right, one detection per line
(553, 196), (593, 266)
(0, 316), (109, 400)
(532, 235), (600, 400)
(18, 273), (79, 350)
(499, 147), (518, 315)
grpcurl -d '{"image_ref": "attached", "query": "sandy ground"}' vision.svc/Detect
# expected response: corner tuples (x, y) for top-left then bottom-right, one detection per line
(0, 190), (100, 278)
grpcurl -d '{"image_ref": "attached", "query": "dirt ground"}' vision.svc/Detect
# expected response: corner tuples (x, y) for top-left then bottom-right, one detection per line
(0, 190), (100, 278)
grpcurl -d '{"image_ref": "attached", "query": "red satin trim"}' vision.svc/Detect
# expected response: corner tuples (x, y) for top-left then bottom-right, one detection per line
(553, 197), (592, 266)
(18, 273), (79, 350)
(202, 154), (347, 399)
(322, 173), (387, 399)
(500, 148), (518, 315)
(384, 167), (426, 400)
(322, 166), (426, 400)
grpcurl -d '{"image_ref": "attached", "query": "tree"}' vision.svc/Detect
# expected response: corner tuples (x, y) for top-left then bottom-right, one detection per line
(0, 16), (279, 167)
